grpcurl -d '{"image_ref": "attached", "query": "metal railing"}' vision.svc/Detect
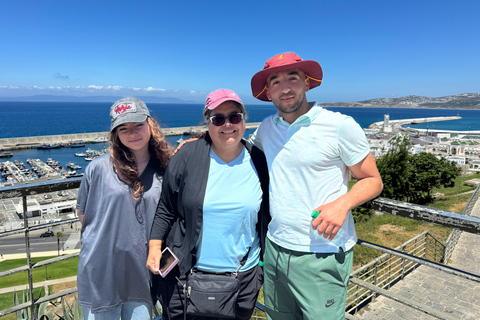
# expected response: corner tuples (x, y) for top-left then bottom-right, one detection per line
(0, 178), (82, 318)
(443, 185), (480, 263)
(346, 231), (445, 314)
(1, 180), (480, 319)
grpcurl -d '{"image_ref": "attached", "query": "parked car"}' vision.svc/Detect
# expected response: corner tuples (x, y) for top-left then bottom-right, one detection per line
(40, 230), (54, 237)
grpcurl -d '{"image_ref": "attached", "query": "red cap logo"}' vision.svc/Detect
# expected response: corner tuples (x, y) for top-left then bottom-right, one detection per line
(114, 104), (132, 115)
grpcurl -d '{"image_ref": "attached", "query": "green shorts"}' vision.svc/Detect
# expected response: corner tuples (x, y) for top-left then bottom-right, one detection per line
(263, 237), (353, 320)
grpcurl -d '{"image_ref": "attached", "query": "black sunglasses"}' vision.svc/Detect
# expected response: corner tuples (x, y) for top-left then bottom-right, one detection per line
(208, 112), (244, 126)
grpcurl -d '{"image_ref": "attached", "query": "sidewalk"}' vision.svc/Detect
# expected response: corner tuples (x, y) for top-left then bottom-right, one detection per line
(0, 249), (80, 261)
(0, 276), (78, 294)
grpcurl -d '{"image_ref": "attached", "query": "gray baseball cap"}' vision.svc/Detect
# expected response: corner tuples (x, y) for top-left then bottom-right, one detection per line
(110, 97), (151, 131)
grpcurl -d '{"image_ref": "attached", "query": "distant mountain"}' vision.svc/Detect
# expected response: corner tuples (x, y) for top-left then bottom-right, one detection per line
(319, 93), (480, 109)
(0, 95), (198, 104)
(2, 93), (479, 109)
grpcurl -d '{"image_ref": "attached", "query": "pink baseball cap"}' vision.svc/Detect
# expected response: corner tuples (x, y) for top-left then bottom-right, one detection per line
(251, 52), (323, 101)
(205, 89), (244, 110)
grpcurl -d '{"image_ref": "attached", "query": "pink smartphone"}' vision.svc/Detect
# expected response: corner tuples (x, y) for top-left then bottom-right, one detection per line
(159, 247), (179, 278)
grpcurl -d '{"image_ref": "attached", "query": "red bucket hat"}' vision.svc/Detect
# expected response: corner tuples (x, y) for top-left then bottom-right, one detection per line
(251, 52), (323, 101)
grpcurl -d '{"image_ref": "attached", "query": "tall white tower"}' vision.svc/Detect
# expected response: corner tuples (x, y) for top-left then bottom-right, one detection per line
(383, 114), (392, 132)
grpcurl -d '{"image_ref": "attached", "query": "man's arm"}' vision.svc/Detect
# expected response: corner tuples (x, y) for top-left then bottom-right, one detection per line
(312, 153), (383, 240)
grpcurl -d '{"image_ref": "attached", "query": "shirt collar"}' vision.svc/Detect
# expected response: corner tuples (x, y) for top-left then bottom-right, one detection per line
(273, 101), (323, 125)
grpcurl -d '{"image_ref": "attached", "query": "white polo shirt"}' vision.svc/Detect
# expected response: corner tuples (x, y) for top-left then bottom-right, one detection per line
(250, 102), (370, 253)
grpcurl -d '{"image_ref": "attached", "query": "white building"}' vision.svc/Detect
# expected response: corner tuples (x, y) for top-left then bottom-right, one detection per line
(441, 156), (466, 165)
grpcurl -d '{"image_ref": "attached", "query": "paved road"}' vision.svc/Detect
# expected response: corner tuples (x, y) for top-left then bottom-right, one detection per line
(0, 230), (81, 255)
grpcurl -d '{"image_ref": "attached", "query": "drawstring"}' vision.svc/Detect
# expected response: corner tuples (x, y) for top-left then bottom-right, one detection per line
(287, 250), (292, 277)
(275, 249), (280, 279)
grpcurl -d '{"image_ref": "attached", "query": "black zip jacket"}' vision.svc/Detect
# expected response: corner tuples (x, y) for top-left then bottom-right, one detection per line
(150, 133), (270, 275)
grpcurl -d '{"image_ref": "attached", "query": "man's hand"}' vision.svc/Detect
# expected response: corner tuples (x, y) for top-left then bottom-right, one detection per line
(312, 198), (348, 241)
(312, 153), (383, 241)
(146, 240), (163, 275)
(173, 138), (198, 155)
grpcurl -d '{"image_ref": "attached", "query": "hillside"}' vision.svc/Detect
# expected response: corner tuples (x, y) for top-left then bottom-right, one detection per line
(320, 93), (480, 109)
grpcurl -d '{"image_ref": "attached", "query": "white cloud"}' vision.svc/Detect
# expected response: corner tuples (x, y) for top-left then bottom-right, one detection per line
(0, 84), (206, 102)
(106, 86), (123, 91)
(145, 87), (166, 92)
(1, 85), (21, 89)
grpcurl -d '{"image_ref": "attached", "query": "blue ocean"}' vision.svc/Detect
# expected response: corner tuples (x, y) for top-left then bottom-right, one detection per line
(1, 101), (479, 180)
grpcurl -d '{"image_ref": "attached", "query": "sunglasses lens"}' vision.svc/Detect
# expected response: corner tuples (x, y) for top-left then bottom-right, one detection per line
(210, 113), (243, 126)
(211, 116), (226, 126)
(229, 114), (242, 124)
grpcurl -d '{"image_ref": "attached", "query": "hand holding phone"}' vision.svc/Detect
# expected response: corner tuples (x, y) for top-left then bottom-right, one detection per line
(157, 247), (179, 278)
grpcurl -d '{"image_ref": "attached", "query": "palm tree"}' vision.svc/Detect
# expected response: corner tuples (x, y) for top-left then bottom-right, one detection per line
(56, 231), (64, 256)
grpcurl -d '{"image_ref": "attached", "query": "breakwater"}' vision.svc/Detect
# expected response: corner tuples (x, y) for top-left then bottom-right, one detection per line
(368, 116), (461, 129)
(0, 122), (262, 151)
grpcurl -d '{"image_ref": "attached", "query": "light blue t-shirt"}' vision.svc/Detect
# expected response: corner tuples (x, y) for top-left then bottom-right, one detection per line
(250, 102), (370, 253)
(195, 147), (262, 272)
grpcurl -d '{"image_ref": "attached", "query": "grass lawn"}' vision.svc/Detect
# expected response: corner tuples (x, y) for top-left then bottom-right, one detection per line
(353, 214), (451, 267)
(0, 256), (79, 289)
(432, 172), (480, 196)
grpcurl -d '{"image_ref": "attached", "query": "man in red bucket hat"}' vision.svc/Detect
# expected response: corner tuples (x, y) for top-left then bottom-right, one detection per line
(250, 52), (383, 319)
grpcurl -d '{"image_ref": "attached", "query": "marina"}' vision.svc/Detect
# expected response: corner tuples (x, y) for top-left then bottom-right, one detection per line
(0, 145), (108, 187)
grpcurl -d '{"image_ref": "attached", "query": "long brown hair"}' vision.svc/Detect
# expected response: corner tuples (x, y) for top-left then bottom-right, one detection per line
(109, 117), (172, 200)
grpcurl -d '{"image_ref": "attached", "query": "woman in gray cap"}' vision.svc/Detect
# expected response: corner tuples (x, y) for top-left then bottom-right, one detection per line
(76, 97), (172, 319)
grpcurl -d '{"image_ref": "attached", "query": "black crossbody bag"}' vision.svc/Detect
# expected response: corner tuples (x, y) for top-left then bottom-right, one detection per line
(182, 249), (251, 319)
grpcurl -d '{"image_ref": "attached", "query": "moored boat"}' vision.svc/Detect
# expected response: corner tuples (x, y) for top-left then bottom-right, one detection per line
(37, 143), (61, 149)
(66, 162), (82, 170)
(0, 152), (13, 158)
(91, 137), (108, 143)
(69, 142), (86, 148)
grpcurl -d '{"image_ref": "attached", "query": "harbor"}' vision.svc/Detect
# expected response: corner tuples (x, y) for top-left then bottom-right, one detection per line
(0, 113), (479, 231)
(0, 115), (473, 187)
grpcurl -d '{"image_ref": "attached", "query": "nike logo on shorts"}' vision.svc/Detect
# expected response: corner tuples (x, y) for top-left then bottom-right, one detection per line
(325, 299), (336, 308)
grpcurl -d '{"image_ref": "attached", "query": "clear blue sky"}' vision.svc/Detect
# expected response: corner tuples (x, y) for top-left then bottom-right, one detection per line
(1, 0), (479, 104)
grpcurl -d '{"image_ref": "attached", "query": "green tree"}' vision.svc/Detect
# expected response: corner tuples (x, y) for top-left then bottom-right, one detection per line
(376, 136), (414, 201)
(376, 136), (461, 204)
(409, 152), (461, 202)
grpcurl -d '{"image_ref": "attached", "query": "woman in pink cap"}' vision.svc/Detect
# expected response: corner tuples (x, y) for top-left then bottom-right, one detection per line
(147, 89), (270, 320)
